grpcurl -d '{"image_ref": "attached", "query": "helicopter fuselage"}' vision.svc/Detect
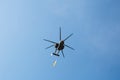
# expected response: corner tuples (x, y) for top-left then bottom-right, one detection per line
(55, 40), (64, 50)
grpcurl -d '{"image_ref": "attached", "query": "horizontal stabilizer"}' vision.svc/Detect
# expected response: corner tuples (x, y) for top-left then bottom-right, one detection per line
(53, 53), (60, 56)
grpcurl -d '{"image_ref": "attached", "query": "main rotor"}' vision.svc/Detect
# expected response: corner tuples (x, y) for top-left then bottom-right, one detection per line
(44, 27), (74, 57)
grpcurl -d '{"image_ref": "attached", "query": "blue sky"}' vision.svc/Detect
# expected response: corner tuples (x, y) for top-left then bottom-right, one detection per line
(0, 0), (120, 80)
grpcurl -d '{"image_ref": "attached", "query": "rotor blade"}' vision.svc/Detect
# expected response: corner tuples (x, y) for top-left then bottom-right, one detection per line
(61, 50), (65, 58)
(43, 39), (56, 43)
(59, 27), (61, 40)
(65, 44), (75, 50)
(45, 45), (54, 49)
(64, 33), (73, 41)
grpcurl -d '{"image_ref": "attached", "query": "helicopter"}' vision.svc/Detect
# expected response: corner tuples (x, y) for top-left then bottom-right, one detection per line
(44, 27), (74, 58)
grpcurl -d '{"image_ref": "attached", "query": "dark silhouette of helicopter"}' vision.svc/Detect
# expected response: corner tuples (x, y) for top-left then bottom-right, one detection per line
(44, 27), (74, 57)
